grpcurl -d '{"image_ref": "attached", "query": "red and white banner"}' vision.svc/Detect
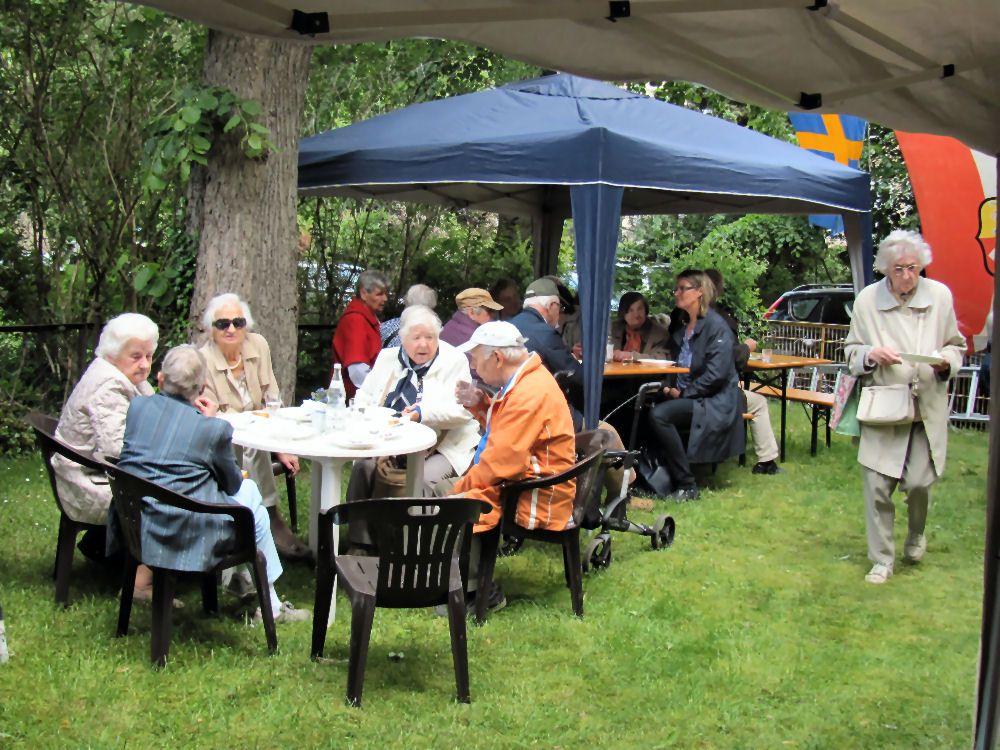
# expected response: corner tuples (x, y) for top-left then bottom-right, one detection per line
(895, 131), (996, 352)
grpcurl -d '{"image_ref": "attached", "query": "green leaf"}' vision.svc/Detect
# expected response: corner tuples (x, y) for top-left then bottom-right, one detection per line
(172, 118), (187, 132)
(246, 133), (262, 151)
(132, 264), (157, 292)
(239, 99), (262, 116)
(191, 134), (211, 152)
(197, 91), (219, 110)
(248, 122), (269, 134)
(143, 174), (167, 191)
(123, 20), (146, 45)
(222, 114), (241, 133)
(147, 275), (170, 298)
(180, 105), (201, 124)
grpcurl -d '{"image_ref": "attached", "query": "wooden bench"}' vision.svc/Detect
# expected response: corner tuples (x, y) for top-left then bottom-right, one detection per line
(753, 384), (834, 456)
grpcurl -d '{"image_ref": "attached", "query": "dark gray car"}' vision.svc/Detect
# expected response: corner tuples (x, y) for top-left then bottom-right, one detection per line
(764, 284), (855, 325)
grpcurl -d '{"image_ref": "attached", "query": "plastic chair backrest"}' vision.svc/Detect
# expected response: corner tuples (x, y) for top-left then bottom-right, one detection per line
(332, 498), (488, 608)
(27, 411), (109, 516)
(105, 464), (254, 570)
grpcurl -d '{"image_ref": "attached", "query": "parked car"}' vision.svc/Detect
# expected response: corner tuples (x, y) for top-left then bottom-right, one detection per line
(764, 283), (855, 325)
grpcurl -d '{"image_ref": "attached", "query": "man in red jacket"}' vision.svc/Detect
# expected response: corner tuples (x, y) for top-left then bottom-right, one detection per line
(330, 270), (390, 400)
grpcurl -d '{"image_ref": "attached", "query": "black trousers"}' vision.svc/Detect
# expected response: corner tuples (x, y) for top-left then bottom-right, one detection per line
(648, 397), (696, 490)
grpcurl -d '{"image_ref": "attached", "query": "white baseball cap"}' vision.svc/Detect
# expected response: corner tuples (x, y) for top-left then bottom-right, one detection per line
(456, 321), (527, 353)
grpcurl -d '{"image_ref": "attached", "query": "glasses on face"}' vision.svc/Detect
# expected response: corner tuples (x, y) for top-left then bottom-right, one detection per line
(212, 317), (247, 331)
(673, 284), (697, 294)
(891, 264), (920, 276)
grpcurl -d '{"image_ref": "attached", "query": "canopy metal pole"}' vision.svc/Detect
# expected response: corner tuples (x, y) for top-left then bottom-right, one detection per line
(974, 152), (1000, 750)
(532, 199), (567, 278)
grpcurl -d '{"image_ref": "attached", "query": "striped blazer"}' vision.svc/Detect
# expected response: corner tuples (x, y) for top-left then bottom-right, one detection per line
(117, 393), (243, 572)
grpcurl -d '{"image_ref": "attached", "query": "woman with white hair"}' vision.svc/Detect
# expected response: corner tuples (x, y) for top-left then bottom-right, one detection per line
(198, 293), (307, 561)
(54, 312), (159, 596)
(380, 283), (438, 349)
(345, 305), (481, 545)
(844, 229), (966, 584)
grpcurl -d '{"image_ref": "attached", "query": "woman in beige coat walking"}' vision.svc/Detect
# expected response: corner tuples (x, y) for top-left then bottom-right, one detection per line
(844, 230), (966, 584)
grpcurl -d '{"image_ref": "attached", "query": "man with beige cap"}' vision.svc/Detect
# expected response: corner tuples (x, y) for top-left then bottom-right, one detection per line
(440, 287), (504, 348)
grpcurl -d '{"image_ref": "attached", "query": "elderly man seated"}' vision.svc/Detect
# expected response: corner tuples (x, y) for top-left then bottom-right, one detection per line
(443, 321), (577, 611)
(116, 345), (308, 623)
(440, 287), (503, 349)
(509, 277), (584, 399)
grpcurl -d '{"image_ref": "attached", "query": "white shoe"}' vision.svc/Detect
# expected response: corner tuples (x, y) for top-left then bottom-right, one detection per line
(865, 562), (893, 584)
(253, 600), (310, 625)
(904, 532), (927, 563)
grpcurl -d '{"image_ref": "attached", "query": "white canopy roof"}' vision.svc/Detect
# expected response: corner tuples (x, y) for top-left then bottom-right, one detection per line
(131, 0), (1000, 154)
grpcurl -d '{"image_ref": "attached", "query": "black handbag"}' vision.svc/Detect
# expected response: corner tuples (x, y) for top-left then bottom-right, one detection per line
(635, 445), (673, 498)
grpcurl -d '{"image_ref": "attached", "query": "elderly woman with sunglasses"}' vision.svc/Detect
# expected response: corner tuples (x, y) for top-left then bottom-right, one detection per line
(648, 270), (745, 501)
(198, 293), (308, 560)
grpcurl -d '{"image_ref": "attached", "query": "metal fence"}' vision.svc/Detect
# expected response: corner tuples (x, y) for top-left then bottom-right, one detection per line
(765, 321), (990, 424)
(764, 320), (849, 362)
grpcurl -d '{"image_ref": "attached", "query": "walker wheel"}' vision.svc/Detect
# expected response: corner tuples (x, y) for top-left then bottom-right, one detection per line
(583, 536), (612, 572)
(651, 514), (675, 550)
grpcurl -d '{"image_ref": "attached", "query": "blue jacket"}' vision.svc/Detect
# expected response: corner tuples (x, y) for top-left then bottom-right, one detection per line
(510, 307), (583, 389)
(117, 393), (242, 572)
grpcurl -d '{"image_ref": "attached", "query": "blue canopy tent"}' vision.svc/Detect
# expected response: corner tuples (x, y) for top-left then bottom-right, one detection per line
(298, 74), (872, 428)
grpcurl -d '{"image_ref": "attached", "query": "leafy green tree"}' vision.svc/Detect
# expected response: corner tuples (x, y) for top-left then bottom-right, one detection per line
(864, 124), (919, 241)
(296, 40), (540, 337)
(0, 0), (203, 409)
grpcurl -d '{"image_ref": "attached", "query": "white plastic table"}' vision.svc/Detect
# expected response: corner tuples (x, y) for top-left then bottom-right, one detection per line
(221, 409), (438, 552)
(221, 409), (438, 625)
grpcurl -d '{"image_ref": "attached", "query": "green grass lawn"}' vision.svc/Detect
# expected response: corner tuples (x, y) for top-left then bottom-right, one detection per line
(0, 405), (988, 749)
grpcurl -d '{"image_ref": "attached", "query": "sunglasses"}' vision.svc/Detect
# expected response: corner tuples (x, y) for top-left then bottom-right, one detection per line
(212, 317), (247, 331)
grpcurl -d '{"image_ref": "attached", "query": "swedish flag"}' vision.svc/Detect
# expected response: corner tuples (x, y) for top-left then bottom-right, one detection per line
(788, 113), (867, 234)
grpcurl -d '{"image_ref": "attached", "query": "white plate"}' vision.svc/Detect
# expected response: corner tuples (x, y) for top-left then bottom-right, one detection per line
(274, 405), (312, 422)
(899, 352), (947, 364)
(637, 358), (675, 366)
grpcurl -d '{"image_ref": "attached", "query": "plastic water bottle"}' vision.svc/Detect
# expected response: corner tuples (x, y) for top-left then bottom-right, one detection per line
(326, 364), (347, 429)
(606, 331), (615, 363)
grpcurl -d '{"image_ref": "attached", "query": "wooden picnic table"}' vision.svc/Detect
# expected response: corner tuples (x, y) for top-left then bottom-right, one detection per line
(603, 360), (689, 378)
(744, 353), (832, 462)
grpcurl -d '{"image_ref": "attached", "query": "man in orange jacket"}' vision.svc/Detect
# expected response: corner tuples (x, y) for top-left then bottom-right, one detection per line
(445, 321), (577, 613)
(453, 321), (577, 534)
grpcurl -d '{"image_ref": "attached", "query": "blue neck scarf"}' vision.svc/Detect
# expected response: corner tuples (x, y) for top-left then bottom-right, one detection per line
(384, 347), (438, 412)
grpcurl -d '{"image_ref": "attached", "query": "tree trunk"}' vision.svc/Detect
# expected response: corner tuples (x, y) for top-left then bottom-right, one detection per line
(186, 31), (311, 399)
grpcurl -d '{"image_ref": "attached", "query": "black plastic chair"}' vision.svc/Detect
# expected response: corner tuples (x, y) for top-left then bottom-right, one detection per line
(106, 464), (277, 668)
(311, 497), (489, 707)
(27, 411), (111, 606)
(270, 455), (298, 532)
(474, 437), (608, 624)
